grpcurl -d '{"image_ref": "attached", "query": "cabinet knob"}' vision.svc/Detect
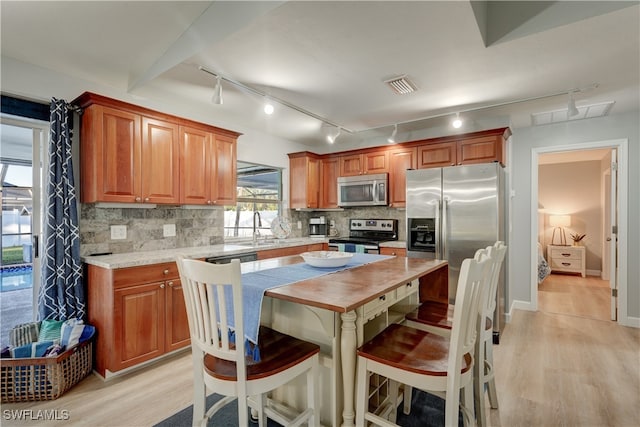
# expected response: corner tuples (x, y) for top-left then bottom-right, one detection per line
(379, 295), (386, 301)
(135, 196), (141, 202)
(406, 282), (412, 288)
(167, 281), (174, 287)
(160, 284), (165, 289)
(144, 197), (150, 202)
(207, 200), (212, 205)
(163, 269), (169, 275)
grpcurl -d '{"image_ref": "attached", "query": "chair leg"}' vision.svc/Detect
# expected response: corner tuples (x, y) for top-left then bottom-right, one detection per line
(403, 385), (412, 415)
(473, 342), (486, 427)
(355, 358), (369, 427)
(191, 349), (206, 427)
(237, 394), (249, 427)
(388, 380), (399, 423)
(445, 384), (461, 427)
(308, 357), (320, 427)
(485, 339), (499, 409)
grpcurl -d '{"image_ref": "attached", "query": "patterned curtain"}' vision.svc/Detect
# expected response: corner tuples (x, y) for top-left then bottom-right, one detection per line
(38, 98), (85, 321)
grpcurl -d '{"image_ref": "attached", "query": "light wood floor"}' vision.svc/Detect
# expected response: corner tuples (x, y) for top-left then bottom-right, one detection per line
(3, 275), (639, 426)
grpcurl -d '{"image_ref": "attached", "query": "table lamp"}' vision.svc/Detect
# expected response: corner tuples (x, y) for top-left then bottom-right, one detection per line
(550, 214), (571, 246)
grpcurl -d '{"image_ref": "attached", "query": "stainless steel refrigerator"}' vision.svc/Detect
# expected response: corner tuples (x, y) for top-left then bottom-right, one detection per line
(406, 162), (507, 341)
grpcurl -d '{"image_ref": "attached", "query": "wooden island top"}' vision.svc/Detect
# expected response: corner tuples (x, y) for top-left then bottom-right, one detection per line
(246, 255), (447, 313)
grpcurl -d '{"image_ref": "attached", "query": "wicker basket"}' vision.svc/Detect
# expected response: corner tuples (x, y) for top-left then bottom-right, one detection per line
(1, 339), (93, 402)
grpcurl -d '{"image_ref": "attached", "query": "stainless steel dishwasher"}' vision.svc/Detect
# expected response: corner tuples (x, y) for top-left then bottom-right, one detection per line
(205, 252), (258, 264)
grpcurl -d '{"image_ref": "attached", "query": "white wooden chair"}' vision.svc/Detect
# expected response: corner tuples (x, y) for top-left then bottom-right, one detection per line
(176, 255), (320, 427)
(355, 253), (491, 427)
(404, 241), (507, 426)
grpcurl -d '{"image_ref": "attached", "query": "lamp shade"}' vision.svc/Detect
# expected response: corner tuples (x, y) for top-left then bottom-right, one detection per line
(549, 214), (571, 227)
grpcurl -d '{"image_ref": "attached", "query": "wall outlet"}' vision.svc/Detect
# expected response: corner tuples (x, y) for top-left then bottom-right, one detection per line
(163, 224), (176, 237)
(110, 225), (127, 240)
(330, 220), (336, 228)
(297, 221), (302, 230)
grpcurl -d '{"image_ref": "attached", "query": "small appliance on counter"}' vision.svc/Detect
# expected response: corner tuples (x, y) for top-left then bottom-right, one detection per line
(308, 216), (328, 238)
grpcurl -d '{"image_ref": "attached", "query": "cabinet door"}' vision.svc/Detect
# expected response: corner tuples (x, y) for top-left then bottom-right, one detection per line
(165, 278), (191, 351)
(340, 154), (363, 176)
(320, 157), (339, 208)
(212, 134), (237, 205)
(180, 126), (213, 205)
(379, 247), (407, 256)
(388, 147), (416, 208)
(141, 117), (180, 204)
(418, 142), (456, 168)
(85, 106), (141, 203)
(363, 151), (388, 174)
(457, 135), (502, 165)
(113, 282), (165, 371)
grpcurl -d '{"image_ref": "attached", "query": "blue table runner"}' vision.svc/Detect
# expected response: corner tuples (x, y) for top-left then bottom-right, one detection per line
(225, 253), (392, 359)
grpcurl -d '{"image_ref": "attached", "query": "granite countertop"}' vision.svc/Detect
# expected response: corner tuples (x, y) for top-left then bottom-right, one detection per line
(379, 240), (406, 249)
(82, 237), (329, 269)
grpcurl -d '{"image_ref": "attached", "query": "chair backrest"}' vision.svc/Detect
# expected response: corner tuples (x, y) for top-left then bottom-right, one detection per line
(176, 255), (246, 376)
(483, 241), (507, 320)
(448, 252), (492, 376)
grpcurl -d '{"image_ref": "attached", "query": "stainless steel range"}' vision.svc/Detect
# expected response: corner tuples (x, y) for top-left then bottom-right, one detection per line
(328, 219), (398, 253)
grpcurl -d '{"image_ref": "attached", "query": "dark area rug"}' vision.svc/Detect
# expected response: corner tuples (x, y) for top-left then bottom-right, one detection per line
(154, 388), (462, 427)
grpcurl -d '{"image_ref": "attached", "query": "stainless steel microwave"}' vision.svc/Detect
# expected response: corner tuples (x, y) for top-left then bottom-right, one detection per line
(337, 173), (388, 207)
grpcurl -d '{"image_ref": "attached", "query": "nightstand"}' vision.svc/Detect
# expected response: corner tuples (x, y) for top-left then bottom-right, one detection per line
(547, 245), (586, 277)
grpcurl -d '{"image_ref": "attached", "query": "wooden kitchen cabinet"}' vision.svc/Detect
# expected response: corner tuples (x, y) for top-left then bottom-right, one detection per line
(74, 92), (240, 206)
(87, 261), (190, 378)
(339, 150), (388, 176)
(379, 247), (407, 257)
(457, 134), (505, 165)
(180, 126), (238, 206)
(388, 147), (417, 208)
(417, 141), (457, 168)
(288, 152), (321, 209)
(78, 104), (179, 204)
(320, 156), (339, 208)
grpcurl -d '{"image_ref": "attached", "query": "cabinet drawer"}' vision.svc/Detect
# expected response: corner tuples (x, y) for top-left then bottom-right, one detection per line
(113, 262), (179, 288)
(550, 258), (582, 271)
(395, 280), (418, 300)
(550, 248), (581, 260)
(363, 291), (395, 320)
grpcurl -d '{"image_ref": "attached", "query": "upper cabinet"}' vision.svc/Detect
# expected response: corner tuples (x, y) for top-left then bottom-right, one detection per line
(288, 152), (321, 209)
(74, 92), (240, 205)
(287, 127), (510, 210)
(340, 151), (388, 176)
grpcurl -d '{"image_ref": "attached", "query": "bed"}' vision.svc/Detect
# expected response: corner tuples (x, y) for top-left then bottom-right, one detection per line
(537, 242), (551, 284)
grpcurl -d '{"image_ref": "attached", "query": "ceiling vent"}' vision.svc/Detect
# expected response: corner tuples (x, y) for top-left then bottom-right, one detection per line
(531, 101), (614, 126)
(384, 75), (417, 95)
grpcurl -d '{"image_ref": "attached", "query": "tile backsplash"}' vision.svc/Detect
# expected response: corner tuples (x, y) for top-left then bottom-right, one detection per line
(79, 204), (406, 256)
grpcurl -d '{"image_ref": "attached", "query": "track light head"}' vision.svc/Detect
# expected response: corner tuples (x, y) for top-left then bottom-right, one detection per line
(327, 127), (341, 144)
(452, 113), (462, 129)
(212, 76), (223, 105)
(387, 124), (398, 143)
(264, 101), (274, 115)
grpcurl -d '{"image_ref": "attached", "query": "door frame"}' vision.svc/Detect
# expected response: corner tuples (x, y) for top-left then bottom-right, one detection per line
(1, 114), (49, 321)
(530, 138), (629, 326)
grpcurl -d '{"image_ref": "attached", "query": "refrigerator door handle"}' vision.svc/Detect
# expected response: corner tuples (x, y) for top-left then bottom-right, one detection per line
(435, 199), (442, 258)
(442, 197), (449, 259)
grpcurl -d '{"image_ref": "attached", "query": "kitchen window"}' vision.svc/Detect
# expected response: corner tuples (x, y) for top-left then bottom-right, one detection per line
(224, 161), (282, 240)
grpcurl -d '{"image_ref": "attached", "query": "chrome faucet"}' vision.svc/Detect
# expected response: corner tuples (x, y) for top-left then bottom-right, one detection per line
(253, 211), (262, 243)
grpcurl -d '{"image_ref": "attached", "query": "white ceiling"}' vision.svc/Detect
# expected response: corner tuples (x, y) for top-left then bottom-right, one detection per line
(1, 1), (639, 149)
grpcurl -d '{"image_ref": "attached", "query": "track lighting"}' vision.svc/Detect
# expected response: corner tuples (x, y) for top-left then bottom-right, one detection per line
(212, 76), (223, 105)
(452, 113), (462, 129)
(387, 124), (398, 143)
(263, 100), (274, 115)
(327, 127), (341, 144)
(567, 92), (579, 117)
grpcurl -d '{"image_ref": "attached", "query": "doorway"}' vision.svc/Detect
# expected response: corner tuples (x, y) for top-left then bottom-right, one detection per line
(531, 139), (629, 326)
(0, 116), (46, 344)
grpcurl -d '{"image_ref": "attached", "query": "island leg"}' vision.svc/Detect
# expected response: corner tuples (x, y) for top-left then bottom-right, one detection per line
(340, 310), (357, 427)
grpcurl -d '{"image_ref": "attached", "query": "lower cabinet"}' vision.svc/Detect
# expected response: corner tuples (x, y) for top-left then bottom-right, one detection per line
(379, 247), (407, 257)
(87, 261), (190, 378)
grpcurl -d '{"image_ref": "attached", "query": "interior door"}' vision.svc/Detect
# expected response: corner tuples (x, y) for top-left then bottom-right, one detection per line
(609, 149), (618, 321)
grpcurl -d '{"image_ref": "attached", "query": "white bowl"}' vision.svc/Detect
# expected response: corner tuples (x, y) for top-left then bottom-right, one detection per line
(300, 251), (354, 268)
